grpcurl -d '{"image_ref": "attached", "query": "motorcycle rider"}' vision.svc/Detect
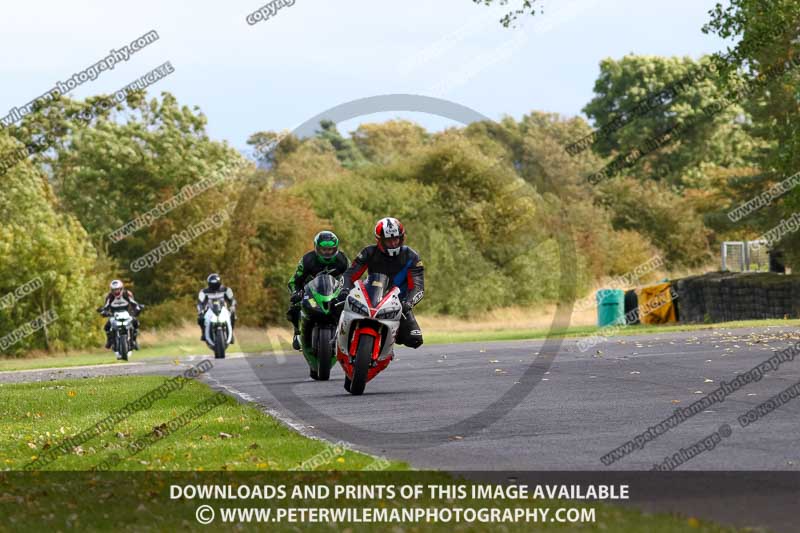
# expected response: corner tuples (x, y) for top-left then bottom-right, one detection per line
(287, 230), (349, 350)
(197, 273), (237, 343)
(99, 280), (143, 351)
(342, 217), (424, 348)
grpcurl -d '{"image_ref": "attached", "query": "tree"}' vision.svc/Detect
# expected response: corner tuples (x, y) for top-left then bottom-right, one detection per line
(0, 132), (106, 354)
(352, 120), (428, 166)
(314, 120), (368, 169)
(582, 55), (765, 189)
(471, 0), (540, 27)
(703, 0), (800, 265)
(11, 91), (249, 304)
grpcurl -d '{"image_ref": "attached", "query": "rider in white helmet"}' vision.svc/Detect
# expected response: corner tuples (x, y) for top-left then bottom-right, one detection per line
(341, 217), (425, 348)
(98, 280), (143, 350)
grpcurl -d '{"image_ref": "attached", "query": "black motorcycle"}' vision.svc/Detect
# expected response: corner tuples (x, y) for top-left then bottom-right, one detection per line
(299, 273), (342, 380)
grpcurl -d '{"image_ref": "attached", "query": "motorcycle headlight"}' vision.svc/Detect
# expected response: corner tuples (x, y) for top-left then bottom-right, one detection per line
(347, 295), (369, 316)
(375, 307), (401, 320)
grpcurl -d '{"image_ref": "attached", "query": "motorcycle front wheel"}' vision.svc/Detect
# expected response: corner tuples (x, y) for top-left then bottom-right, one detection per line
(349, 335), (374, 396)
(214, 328), (226, 359)
(118, 335), (129, 361)
(314, 327), (334, 381)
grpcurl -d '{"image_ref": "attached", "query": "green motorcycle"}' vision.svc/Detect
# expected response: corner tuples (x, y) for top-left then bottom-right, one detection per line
(299, 273), (342, 380)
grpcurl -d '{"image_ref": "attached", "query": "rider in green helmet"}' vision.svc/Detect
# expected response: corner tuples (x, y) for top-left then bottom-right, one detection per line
(286, 231), (349, 350)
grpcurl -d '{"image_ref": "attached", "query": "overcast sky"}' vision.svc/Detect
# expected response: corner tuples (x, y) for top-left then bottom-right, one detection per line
(0, 0), (732, 152)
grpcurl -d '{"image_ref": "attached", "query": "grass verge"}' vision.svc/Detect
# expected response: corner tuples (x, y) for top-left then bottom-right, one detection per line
(0, 375), (403, 471)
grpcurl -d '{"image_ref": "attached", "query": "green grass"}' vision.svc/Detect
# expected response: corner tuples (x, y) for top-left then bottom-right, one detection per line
(3, 317), (799, 372)
(0, 376), (403, 472)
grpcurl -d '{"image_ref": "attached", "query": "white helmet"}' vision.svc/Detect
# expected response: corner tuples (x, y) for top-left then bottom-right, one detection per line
(110, 279), (124, 297)
(374, 217), (405, 257)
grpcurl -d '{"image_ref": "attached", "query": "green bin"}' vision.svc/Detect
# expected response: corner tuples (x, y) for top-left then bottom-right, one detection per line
(596, 289), (626, 327)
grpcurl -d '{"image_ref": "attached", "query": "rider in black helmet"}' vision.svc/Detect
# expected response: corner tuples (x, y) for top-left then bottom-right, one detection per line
(197, 273), (237, 342)
(286, 231), (349, 350)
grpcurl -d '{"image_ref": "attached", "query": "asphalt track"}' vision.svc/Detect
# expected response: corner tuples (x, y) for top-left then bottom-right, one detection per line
(5, 325), (800, 531)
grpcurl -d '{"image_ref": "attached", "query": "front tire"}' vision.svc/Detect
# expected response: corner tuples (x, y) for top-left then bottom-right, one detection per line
(214, 328), (226, 359)
(118, 336), (129, 362)
(314, 327), (334, 381)
(349, 335), (374, 396)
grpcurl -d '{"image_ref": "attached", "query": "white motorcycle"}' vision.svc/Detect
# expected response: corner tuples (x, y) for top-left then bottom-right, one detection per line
(336, 273), (403, 395)
(98, 305), (143, 361)
(203, 297), (233, 359)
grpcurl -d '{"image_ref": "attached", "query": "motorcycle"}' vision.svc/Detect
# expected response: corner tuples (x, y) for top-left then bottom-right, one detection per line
(299, 272), (342, 380)
(98, 305), (143, 361)
(336, 273), (403, 395)
(203, 296), (233, 359)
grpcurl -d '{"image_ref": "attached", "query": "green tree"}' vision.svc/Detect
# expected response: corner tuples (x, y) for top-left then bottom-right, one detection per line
(12, 92), (249, 304)
(352, 120), (429, 166)
(315, 120), (368, 169)
(704, 0), (800, 265)
(0, 132), (106, 355)
(582, 55), (764, 188)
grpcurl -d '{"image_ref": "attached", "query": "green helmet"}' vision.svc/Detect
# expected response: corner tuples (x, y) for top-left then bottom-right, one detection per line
(314, 231), (339, 264)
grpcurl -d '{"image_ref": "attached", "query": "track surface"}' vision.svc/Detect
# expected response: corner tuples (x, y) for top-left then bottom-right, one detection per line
(5, 325), (800, 531)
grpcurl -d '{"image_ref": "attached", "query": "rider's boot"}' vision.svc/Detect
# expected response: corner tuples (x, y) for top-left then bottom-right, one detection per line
(292, 327), (301, 351)
(132, 331), (139, 350)
(105, 331), (113, 349)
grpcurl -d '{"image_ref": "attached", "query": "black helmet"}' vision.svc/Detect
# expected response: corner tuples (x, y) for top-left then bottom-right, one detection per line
(207, 273), (221, 292)
(314, 231), (339, 264)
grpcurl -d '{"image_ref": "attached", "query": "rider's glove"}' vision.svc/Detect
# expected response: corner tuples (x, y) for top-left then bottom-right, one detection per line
(336, 288), (350, 305)
(290, 290), (303, 304)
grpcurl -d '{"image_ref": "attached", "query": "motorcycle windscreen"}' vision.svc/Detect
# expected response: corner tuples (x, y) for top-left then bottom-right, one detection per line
(363, 273), (391, 308)
(307, 274), (337, 297)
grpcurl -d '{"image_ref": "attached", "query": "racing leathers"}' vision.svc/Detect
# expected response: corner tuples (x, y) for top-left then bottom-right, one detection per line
(197, 286), (237, 342)
(342, 245), (424, 348)
(286, 250), (350, 334)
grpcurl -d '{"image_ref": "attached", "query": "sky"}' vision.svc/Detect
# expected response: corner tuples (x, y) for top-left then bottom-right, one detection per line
(0, 0), (734, 153)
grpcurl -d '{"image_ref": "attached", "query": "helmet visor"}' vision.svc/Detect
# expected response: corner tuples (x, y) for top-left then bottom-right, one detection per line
(316, 241), (338, 259)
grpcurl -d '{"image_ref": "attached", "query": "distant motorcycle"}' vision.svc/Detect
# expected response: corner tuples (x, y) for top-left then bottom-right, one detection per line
(98, 305), (144, 361)
(336, 273), (403, 395)
(299, 273), (342, 380)
(203, 296), (233, 359)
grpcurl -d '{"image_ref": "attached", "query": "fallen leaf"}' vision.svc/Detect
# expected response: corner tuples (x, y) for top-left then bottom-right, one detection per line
(219, 432), (232, 439)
